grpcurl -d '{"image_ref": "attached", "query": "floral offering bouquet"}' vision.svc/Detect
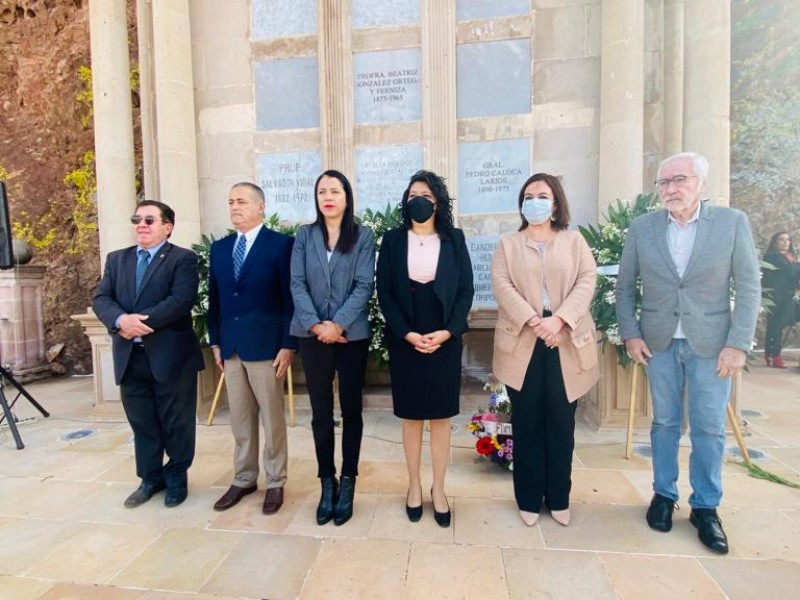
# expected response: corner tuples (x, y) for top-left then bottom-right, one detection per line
(467, 375), (513, 470)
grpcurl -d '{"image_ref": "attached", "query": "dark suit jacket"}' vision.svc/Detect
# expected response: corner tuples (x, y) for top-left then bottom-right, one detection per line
(208, 226), (297, 361)
(290, 223), (375, 340)
(92, 242), (205, 385)
(376, 227), (474, 340)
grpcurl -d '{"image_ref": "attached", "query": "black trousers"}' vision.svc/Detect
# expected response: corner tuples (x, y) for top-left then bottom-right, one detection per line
(508, 338), (577, 513)
(120, 346), (197, 490)
(765, 293), (795, 356)
(298, 337), (369, 478)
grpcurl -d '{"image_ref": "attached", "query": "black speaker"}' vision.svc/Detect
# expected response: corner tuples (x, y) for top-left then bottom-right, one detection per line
(0, 181), (14, 269)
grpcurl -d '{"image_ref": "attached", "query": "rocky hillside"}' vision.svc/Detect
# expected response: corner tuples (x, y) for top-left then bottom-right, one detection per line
(0, 0), (129, 374)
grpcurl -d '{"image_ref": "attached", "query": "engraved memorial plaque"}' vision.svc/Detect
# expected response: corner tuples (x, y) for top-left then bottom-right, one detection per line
(457, 39), (531, 119)
(257, 151), (322, 223)
(252, 0), (317, 40)
(458, 139), (529, 215)
(352, 0), (420, 29)
(354, 48), (422, 124)
(457, 0), (530, 21)
(467, 235), (499, 308)
(255, 57), (320, 130)
(356, 145), (423, 214)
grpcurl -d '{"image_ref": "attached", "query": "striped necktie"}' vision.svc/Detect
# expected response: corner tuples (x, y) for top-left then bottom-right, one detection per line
(135, 249), (150, 293)
(233, 234), (246, 280)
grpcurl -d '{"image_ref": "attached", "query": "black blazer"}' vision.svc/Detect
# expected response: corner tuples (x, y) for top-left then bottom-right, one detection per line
(93, 242), (205, 385)
(376, 227), (474, 340)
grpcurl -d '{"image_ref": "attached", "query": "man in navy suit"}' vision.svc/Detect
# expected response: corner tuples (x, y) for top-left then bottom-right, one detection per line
(93, 200), (204, 508)
(209, 182), (296, 514)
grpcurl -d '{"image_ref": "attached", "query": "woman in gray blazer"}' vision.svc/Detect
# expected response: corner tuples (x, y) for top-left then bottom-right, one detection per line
(290, 170), (375, 527)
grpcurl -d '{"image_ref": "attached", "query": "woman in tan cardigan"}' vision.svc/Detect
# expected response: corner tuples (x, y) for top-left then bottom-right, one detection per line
(491, 173), (599, 527)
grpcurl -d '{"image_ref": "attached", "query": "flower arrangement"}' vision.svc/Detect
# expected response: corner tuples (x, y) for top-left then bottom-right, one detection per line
(578, 193), (659, 365)
(467, 376), (513, 470)
(358, 203), (402, 364)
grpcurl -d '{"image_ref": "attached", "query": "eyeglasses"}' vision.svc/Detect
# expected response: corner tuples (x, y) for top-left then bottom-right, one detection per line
(654, 175), (698, 190)
(130, 215), (162, 225)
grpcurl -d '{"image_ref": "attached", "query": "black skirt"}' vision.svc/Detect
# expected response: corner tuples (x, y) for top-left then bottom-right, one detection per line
(388, 279), (462, 420)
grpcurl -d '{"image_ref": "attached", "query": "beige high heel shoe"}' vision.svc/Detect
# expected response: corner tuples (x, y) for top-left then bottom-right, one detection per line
(551, 508), (571, 526)
(519, 510), (540, 526)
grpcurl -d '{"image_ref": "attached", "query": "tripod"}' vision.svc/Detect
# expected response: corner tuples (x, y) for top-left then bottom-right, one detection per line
(0, 364), (50, 449)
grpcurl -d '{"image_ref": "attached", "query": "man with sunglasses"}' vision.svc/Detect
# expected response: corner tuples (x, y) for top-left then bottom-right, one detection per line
(616, 152), (761, 555)
(93, 200), (204, 508)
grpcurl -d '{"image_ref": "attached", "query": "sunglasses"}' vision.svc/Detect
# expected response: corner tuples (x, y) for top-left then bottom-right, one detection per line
(130, 215), (162, 225)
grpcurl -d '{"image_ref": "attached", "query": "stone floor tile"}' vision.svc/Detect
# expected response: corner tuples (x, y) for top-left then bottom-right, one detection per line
(762, 446), (800, 475)
(445, 461), (515, 499)
(355, 461), (411, 494)
(720, 472), (800, 508)
(0, 477), (107, 520)
(95, 456), (145, 484)
(283, 492), (378, 539)
(406, 542), (509, 600)
(453, 496), (544, 549)
(722, 507), (800, 560)
(111, 527), (243, 592)
(0, 575), (55, 600)
(38, 582), (145, 600)
(60, 428), (133, 454)
(539, 503), (705, 555)
(0, 518), (85, 576)
(571, 468), (647, 504)
(700, 557), (800, 600)
(27, 522), (163, 584)
(574, 442), (652, 471)
(201, 532), (322, 600)
(503, 548), (617, 599)
(369, 493), (454, 544)
(209, 485), (311, 534)
(783, 509), (800, 526)
(70, 483), (220, 530)
(302, 538), (410, 600)
(599, 553), (725, 599)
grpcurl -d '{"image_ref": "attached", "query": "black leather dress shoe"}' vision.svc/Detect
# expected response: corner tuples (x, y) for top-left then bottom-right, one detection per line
(333, 476), (355, 526)
(214, 484), (258, 511)
(124, 481), (166, 508)
(165, 487), (188, 508)
(690, 508), (729, 554)
(646, 493), (676, 532)
(316, 476), (339, 525)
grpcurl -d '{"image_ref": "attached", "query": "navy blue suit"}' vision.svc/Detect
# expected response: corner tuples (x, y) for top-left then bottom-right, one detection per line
(207, 225), (296, 489)
(208, 227), (296, 358)
(93, 242), (204, 490)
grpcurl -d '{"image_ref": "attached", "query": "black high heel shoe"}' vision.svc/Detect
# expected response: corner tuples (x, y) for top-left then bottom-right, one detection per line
(333, 476), (355, 526)
(406, 489), (423, 522)
(316, 476), (338, 525)
(431, 487), (451, 528)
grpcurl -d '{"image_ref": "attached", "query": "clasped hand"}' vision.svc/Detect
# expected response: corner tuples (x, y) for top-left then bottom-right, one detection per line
(117, 313), (153, 339)
(311, 320), (348, 344)
(405, 330), (452, 354)
(528, 315), (564, 348)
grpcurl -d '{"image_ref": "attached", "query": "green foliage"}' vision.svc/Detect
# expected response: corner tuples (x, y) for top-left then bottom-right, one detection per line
(358, 203), (402, 364)
(62, 151), (98, 254)
(0, 164), (9, 181)
(76, 66), (93, 128)
(578, 193), (660, 366)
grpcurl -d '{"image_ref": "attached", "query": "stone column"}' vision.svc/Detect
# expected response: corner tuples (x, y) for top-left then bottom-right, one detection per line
(318, 1), (355, 176)
(598, 0), (644, 213)
(663, 0), (684, 157)
(421, 0), (457, 197)
(151, 0), (202, 246)
(683, 0), (730, 205)
(136, 0), (159, 200)
(88, 0), (137, 262)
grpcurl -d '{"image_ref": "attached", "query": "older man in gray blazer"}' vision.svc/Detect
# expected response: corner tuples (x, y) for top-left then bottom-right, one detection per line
(616, 151), (760, 555)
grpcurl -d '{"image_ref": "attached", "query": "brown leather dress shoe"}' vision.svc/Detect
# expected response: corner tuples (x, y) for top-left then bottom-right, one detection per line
(262, 487), (284, 514)
(213, 484), (257, 511)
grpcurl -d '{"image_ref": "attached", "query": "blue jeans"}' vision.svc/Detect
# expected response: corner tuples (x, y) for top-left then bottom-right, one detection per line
(646, 339), (730, 509)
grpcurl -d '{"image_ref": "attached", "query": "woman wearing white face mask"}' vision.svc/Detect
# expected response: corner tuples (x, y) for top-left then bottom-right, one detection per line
(491, 173), (599, 527)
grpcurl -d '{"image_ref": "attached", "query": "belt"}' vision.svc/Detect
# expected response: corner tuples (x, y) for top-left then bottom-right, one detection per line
(132, 342), (146, 350)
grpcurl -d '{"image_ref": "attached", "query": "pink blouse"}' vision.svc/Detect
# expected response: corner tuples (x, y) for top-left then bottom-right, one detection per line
(407, 230), (440, 283)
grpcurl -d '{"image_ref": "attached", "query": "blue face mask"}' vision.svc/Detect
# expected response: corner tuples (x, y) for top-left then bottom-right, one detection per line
(521, 198), (553, 225)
